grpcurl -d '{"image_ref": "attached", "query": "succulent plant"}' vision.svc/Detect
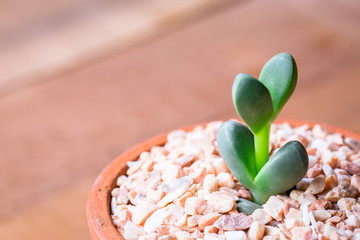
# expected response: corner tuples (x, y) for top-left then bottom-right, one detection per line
(217, 53), (309, 207)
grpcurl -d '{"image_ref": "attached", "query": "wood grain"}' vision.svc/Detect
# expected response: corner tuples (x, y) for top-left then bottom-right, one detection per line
(0, 0), (359, 239)
(0, 0), (237, 96)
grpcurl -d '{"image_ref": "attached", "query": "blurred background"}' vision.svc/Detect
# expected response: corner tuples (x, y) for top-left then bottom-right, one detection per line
(0, 0), (359, 239)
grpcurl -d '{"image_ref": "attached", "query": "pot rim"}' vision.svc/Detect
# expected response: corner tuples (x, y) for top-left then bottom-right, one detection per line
(86, 119), (360, 240)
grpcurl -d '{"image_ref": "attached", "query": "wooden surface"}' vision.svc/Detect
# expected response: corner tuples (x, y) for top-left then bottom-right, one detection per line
(0, 0), (236, 96)
(1, 0), (360, 239)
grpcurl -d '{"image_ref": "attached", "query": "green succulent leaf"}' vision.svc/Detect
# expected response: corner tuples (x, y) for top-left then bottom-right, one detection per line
(232, 73), (274, 133)
(259, 52), (297, 119)
(217, 120), (257, 187)
(253, 140), (308, 204)
(236, 198), (262, 215)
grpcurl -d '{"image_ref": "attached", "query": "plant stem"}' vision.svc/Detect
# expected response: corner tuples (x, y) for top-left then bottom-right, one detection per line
(254, 124), (271, 172)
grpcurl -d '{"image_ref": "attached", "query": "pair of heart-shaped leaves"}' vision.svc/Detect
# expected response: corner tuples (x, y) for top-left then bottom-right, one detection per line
(232, 52), (297, 134)
(217, 120), (308, 204)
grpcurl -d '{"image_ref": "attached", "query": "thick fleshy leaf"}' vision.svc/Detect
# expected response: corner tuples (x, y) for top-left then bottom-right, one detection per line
(217, 121), (256, 188)
(253, 140), (308, 203)
(236, 198), (261, 215)
(232, 73), (274, 133)
(259, 53), (297, 118)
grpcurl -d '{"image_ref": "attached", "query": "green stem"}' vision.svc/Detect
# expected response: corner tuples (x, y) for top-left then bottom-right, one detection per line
(254, 124), (271, 172)
(251, 188), (271, 205)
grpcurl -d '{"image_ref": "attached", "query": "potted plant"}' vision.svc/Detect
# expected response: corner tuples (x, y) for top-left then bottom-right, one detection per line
(87, 53), (360, 240)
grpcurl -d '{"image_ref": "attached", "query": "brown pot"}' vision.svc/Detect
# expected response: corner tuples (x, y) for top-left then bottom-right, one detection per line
(86, 120), (360, 240)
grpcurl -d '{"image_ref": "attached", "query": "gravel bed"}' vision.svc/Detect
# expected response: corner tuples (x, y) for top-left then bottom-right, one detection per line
(110, 121), (360, 240)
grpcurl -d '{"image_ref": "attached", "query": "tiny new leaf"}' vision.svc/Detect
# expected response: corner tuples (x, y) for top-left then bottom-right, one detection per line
(232, 73), (274, 134)
(259, 52), (297, 119)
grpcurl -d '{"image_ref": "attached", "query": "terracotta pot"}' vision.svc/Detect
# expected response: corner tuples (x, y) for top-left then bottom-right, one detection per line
(86, 120), (360, 240)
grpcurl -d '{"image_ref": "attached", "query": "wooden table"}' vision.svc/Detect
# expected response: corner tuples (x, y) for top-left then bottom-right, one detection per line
(1, 0), (359, 239)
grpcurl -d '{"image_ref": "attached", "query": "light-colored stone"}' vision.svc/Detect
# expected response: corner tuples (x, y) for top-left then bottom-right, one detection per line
(213, 157), (230, 175)
(309, 138), (329, 154)
(352, 233), (360, 240)
(312, 124), (328, 139)
(167, 204), (184, 221)
(290, 227), (312, 240)
(308, 155), (318, 169)
(132, 200), (158, 225)
(158, 235), (174, 240)
(300, 204), (310, 227)
(340, 160), (360, 175)
(248, 221), (265, 240)
(325, 182), (358, 202)
(158, 176), (193, 193)
(147, 189), (166, 204)
(219, 187), (241, 198)
(112, 188), (129, 205)
(296, 178), (313, 191)
(157, 185), (188, 208)
(284, 208), (304, 230)
(204, 225), (219, 234)
(184, 197), (210, 215)
(345, 138), (360, 151)
(324, 174), (338, 190)
(139, 233), (158, 240)
(161, 164), (184, 182)
(323, 223), (340, 239)
(326, 133), (344, 145)
(346, 214), (360, 228)
(297, 192), (317, 206)
(305, 176), (325, 195)
(204, 233), (225, 240)
(262, 236), (278, 240)
(113, 208), (131, 225)
(173, 192), (192, 208)
(191, 229), (203, 239)
(190, 166), (207, 184)
(188, 138), (215, 157)
(263, 196), (285, 221)
(203, 174), (218, 193)
(238, 188), (252, 200)
(207, 192), (235, 213)
(322, 150), (338, 169)
(217, 172), (235, 189)
(144, 208), (168, 233)
(264, 226), (281, 236)
(175, 154), (196, 167)
(351, 175), (360, 194)
(123, 221), (146, 240)
(311, 210), (331, 221)
(116, 175), (128, 186)
(214, 213), (252, 231)
(309, 200), (331, 211)
(325, 216), (342, 224)
(155, 225), (170, 237)
(278, 224), (292, 239)
(224, 230), (247, 240)
(198, 212), (221, 230)
(289, 190), (303, 200)
(187, 215), (201, 227)
(251, 209), (272, 225)
(173, 230), (194, 240)
(322, 164), (334, 177)
(337, 198), (356, 211)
